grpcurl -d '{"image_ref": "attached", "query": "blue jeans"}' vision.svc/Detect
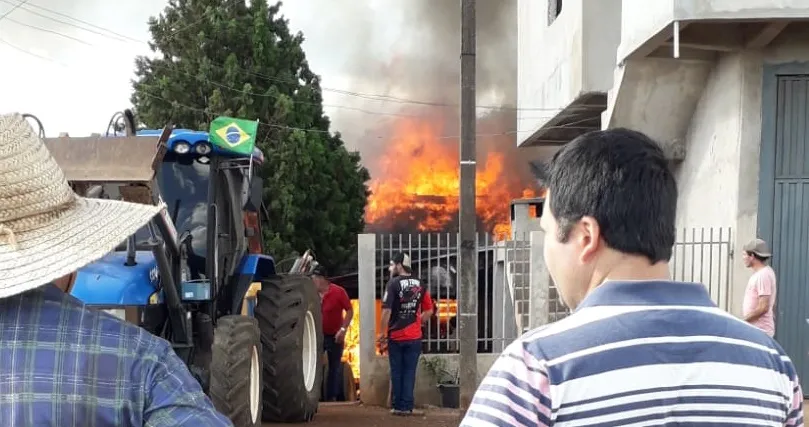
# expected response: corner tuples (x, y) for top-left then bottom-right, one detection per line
(388, 339), (421, 411)
(323, 335), (345, 401)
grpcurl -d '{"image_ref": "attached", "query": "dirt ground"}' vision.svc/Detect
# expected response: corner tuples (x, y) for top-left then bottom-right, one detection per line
(265, 400), (809, 425)
(267, 402), (463, 427)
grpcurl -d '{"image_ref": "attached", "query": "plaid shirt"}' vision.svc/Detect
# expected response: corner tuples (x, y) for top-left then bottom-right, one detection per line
(0, 284), (233, 427)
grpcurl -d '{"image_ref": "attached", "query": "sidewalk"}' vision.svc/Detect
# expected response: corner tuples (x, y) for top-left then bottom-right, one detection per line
(267, 402), (462, 427)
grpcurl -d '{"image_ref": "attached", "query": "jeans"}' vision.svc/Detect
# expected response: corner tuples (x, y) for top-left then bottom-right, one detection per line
(323, 335), (345, 401)
(388, 339), (421, 411)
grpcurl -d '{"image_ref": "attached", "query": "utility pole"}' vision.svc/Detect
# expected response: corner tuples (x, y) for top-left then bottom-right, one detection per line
(458, 0), (478, 410)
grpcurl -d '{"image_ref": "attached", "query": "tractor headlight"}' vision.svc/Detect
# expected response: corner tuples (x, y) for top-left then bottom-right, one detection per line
(195, 142), (212, 155)
(174, 141), (191, 154)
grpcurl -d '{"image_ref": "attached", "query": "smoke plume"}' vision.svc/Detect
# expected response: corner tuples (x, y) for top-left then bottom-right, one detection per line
(313, 0), (522, 166)
(280, 0), (554, 234)
(339, 0), (517, 105)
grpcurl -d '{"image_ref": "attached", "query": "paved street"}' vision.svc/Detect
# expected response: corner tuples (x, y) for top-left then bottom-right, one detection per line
(267, 402), (462, 427)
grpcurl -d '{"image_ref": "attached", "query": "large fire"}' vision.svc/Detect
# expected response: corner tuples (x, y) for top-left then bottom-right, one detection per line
(364, 112), (537, 239)
(340, 298), (459, 386)
(341, 300), (361, 381)
(344, 111), (537, 389)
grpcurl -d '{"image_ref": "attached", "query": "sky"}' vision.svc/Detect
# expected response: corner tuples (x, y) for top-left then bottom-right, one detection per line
(0, 0), (531, 162)
(0, 0), (393, 138)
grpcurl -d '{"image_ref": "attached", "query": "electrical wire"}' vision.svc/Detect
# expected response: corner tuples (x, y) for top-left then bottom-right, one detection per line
(0, 0), (605, 114)
(0, 27), (600, 141)
(0, 0), (28, 21)
(136, 88), (600, 142)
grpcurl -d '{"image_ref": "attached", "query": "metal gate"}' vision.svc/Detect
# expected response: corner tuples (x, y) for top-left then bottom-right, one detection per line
(765, 74), (809, 392)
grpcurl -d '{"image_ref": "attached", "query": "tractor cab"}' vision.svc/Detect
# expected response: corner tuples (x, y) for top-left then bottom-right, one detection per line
(64, 127), (269, 323)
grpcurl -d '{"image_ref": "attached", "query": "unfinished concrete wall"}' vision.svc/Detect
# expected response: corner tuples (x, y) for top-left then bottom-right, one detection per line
(619, 0), (809, 60)
(517, 0), (621, 145)
(606, 25), (809, 315)
(677, 27), (809, 315)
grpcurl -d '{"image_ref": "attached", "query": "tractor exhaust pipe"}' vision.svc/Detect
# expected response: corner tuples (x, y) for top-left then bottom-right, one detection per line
(150, 238), (189, 345)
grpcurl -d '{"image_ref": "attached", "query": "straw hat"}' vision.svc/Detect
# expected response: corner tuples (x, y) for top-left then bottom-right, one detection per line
(0, 113), (163, 298)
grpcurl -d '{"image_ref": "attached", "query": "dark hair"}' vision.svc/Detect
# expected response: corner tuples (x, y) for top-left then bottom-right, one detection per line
(746, 252), (770, 263)
(311, 264), (328, 277)
(539, 128), (677, 263)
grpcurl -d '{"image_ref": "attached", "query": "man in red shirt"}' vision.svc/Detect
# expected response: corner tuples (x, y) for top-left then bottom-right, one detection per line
(312, 265), (353, 401)
(378, 252), (434, 416)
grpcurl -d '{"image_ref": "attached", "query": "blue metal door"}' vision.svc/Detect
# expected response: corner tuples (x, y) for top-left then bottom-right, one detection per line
(769, 76), (809, 393)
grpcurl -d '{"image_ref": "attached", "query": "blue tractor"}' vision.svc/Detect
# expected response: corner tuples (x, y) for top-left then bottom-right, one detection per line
(33, 110), (324, 426)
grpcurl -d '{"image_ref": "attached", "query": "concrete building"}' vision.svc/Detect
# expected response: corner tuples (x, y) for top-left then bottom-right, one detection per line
(518, 0), (809, 390)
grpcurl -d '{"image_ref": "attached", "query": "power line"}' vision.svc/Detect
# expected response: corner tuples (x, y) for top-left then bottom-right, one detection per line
(136, 88), (598, 142)
(140, 61), (593, 120)
(0, 35), (594, 141)
(0, 0), (203, 44)
(0, 30), (596, 140)
(0, 29), (599, 137)
(0, 3), (602, 138)
(0, 35), (66, 66)
(0, 0), (29, 21)
(1, 13), (593, 120)
(0, 0), (595, 113)
(0, 0), (132, 42)
(0, 0), (137, 42)
(5, 16), (92, 45)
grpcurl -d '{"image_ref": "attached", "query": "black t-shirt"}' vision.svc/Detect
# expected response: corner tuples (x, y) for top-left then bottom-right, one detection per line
(382, 275), (429, 340)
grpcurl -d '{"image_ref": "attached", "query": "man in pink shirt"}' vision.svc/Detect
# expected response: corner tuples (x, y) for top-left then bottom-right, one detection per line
(742, 238), (777, 336)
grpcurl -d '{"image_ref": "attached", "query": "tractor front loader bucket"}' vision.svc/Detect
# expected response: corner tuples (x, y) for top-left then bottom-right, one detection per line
(44, 134), (166, 184)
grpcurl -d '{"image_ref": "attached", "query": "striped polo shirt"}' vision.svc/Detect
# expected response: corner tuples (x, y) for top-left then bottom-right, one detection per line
(461, 280), (804, 427)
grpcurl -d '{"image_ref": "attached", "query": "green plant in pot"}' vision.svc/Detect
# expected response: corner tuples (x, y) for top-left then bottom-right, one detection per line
(421, 356), (460, 408)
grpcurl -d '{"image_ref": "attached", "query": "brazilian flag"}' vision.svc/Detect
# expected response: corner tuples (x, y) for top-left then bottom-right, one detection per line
(209, 116), (259, 156)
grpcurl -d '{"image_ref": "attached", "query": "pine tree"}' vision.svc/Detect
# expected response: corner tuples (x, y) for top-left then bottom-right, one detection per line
(131, 0), (370, 271)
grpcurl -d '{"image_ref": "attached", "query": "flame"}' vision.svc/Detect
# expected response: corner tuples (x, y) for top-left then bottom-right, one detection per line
(341, 300), (361, 381)
(364, 115), (537, 240)
(341, 299), (460, 381)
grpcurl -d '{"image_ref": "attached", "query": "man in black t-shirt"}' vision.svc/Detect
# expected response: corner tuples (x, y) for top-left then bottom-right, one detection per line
(378, 252), (434, 416)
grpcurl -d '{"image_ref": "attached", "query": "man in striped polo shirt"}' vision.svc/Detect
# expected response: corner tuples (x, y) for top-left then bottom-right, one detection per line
(461, 128), (804, 427)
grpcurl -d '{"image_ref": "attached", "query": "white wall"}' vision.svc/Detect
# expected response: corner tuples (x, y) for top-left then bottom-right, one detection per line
(517, 0), (620, 145)
(619, 0), (809, 61)
(518, 0), (582, 142)
(619, 0), (675, 61)
(676, 55), (745, 229)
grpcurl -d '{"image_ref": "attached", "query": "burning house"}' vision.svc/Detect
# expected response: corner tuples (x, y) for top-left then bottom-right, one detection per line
(317, 0), (561, 394)
(364, 108), (539, 238)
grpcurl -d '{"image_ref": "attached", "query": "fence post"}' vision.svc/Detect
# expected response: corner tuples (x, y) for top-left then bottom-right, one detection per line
(528, 231), (550, 329)
(357, 233), (377, 401)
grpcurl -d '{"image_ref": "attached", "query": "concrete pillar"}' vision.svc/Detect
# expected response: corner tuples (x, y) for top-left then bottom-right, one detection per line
(491, 244), (519, 352)
(528, 231), (551, 329)
(357, 233), (377, 400)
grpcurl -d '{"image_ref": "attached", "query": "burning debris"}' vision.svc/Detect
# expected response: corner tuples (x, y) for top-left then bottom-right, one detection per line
(363, 109), (538, 238)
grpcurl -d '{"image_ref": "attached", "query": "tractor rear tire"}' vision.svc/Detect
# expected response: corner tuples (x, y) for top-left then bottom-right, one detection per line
(210, 315), (263, 427)
(255, 274), (323, 422)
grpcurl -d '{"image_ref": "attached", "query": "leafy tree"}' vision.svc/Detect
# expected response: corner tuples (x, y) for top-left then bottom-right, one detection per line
(131, 0), (370, 271)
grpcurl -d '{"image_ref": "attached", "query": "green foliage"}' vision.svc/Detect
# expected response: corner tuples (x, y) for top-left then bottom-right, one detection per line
(421, 356), (459, 385)
(131, 0), (370, 270)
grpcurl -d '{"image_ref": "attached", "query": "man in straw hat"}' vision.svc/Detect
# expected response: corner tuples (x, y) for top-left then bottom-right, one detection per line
(0, 113), (231, 426)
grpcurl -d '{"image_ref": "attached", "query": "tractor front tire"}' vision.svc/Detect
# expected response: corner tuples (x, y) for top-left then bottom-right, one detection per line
(255, 274), (323, 422)
(210, 315), (263, 427)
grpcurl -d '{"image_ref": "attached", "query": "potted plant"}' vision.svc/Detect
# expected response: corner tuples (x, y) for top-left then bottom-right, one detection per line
(422, 356), (460, 408)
